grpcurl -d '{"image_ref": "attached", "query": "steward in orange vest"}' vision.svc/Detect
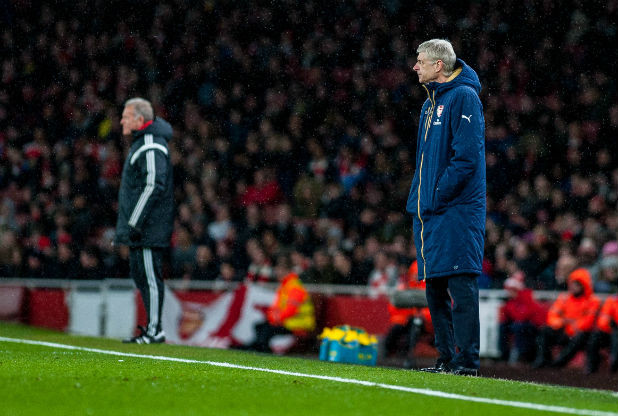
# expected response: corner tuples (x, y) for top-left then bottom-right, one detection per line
(252, 253), (315, 353)
(533, 268), (601, 368)
(267, 272), (315, 334)
(586, 294), (618, 373)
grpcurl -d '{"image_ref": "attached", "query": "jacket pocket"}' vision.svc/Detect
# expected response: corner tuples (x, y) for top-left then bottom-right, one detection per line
(431, 170), (447, 213)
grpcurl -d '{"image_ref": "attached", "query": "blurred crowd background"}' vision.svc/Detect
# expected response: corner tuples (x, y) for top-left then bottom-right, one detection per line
(1, 0), (618, 297)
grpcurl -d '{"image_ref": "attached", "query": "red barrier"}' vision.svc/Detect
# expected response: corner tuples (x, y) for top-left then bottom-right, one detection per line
(322, 295), (391, 335)
(15, 288), (392, 336)
(27, 289), (69, 331)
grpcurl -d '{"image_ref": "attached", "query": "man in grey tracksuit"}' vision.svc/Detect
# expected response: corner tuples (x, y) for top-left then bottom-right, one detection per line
(115, 97), (174, 344)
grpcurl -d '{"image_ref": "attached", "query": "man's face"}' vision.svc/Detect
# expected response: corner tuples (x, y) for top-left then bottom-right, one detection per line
(413, 52), (439, 84)
(120, 105), (144, 136)
(568, 280), (584, 297)
(274, 261), (288, 281)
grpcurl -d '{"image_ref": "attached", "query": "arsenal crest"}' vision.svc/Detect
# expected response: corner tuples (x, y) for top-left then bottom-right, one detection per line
(436, 105), (444, 117)
(178, 304), (205, 340)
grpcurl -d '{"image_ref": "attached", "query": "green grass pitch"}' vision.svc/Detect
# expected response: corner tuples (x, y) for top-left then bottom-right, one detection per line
(0, 322), (616, 416)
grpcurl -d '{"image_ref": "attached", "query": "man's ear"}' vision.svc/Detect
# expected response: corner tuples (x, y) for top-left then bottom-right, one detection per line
(435, 60), (444, 74)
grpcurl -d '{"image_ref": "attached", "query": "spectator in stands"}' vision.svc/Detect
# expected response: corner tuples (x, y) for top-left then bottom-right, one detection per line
(367, 250), (398, 298)
(273, 204), (296, 247)
(75, 245), (104, 280)
(48, 243), (78, 279)
(190, 245), (219, 281)
(0, 230), (21, 277)
(332, 250), (354, 285)
(172, 226), (197, 278)
(596, 256), (618, 294)
(586, 291), (618, 373)
(217, 261), (242, 283)
(303, 249), (337, 284)
(251, 252), (315, 353)
(261, 228), (282, 260)
(538, 251), (578, 291)
(241, 168), (283, 207)
(293, 173), (324, 219)
(498, 271), (546, 364)
(384, 261), (432, 368)
(533, 268), (601, 368)
(577, 238), (600, 281)
(350, 243), (373, 285)
(236, 204), (266, 247)
(594, 241), (618, 293)
(290, 249), (310, 276)
(245, 239), (274, 283)
(207, 205), (233, 243)
(22, 249), (46, 279)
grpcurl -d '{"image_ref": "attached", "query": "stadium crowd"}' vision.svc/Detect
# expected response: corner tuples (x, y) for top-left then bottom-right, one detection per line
(1, 0), (618, 364)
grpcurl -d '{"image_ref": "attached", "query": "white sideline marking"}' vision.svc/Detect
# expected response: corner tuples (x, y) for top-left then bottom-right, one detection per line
(0, 336), (616, 416)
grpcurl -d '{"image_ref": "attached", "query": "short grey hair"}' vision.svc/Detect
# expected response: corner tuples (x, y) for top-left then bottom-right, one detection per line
(124, 97), (154, 121)
(417, 39), (457, 77)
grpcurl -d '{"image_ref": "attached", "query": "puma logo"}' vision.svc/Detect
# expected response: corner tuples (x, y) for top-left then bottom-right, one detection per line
(462, 114), (472, 123)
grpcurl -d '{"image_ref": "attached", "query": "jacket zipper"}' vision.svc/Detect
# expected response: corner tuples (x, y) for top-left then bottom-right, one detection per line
(418, 87), (436, 280)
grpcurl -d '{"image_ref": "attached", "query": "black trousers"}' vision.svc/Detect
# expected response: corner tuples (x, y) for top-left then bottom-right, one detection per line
(253, 322), (292, 353)
(425, 274), (480, 369)
(130, 247), (165, 336)
(586, 330), (618, 373)
(499, 321), (538, 362)
(384, 317), (424, 358)
(534, 327), (589, 368)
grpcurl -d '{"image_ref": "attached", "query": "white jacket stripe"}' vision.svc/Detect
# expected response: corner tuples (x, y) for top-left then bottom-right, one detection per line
(130, 143), (168, 165)
(129, 135), (156, 227)
(142, 248), (159, 335)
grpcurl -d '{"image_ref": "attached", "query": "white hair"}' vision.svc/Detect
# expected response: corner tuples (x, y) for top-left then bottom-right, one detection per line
(124, 97), (154, 121)
(417, 39), (457, 76)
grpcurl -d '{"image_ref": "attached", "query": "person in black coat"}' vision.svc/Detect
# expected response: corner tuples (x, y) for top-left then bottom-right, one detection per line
(114, 97), (174, 344)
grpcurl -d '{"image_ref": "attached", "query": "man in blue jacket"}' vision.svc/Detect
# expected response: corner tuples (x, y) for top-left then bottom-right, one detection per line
(406, 39), (485, 375)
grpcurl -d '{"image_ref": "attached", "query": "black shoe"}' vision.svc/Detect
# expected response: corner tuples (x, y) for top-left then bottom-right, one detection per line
(123, 326), (166, 344)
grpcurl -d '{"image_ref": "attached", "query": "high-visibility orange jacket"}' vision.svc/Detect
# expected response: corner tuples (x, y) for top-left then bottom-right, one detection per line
(597, 295), (618, 334)
(547, 268), (601, 337)
(387, 261), (432, 332)
(267, 272), (315, 334)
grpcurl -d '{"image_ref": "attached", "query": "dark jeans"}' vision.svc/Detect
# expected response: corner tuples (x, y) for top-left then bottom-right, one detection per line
(384, 316), (424, 358)
(425, 274), (480, 369)
(499, 321), (538, 362)
(534, 326), (589, 368)
(586, 330), (618, 373)
(253, 322), (293, 353)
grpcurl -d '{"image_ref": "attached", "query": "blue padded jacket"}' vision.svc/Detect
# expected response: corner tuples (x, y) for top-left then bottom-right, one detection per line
(406, 59), (486, 280)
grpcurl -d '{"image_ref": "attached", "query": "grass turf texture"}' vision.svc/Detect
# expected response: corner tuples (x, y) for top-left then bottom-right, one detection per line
(0, 322), (616, 416)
